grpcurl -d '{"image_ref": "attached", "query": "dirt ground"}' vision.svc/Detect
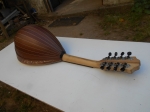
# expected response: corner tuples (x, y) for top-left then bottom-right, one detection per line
(39, 12), (150, 43)
(0, 14), (133, 51)
(44, 14), (130, 41)
(0, 12), (150, 111)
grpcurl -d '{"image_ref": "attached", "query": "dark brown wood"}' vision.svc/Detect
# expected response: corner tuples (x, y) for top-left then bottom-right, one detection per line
(14, 24), (65, 65)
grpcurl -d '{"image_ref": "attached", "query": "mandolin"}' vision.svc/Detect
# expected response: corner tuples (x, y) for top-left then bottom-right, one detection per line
(14, 25), (140, 74)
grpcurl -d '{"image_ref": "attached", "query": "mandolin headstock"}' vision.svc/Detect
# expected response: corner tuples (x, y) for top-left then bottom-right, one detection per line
(100, 52), (140, 74)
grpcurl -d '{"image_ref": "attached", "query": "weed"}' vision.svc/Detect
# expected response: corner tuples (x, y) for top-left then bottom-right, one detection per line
(80, 33), (83, 36)
(133, 33), (146, 41)
(132, 0), (150, 14)
(19, 100), (34, 112)
(104, 31), (111, 36)
(100, 15), (120, 30)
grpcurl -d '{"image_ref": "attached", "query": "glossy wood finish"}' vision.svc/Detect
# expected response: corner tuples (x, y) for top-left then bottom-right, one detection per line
(14, 25), (65, 65)
(14, 25), (140, 74)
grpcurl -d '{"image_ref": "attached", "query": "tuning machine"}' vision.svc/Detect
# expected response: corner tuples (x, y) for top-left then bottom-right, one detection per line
(120, 63), (127, 71)
(114, 62), (120, 71)
(114, 52), (118, 59)
(120, 52), (124, 58)
(127, 52), (132, 58)
(106, 62), (113, 70)
(103, 52), (133, 60)
(100, 62), (107, 70)
(108, 52), (112, 59)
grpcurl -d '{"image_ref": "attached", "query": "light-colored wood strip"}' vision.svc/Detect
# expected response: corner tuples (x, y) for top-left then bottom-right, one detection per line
(62, 54), (100, 68)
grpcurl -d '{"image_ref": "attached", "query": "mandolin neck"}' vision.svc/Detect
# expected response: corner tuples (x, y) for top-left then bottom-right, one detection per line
(62, 53), (140, 74)
(62, 54), (100, 68)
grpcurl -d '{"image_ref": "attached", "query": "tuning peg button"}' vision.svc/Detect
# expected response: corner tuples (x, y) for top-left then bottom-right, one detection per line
(120, 63), (127, 72)
(108, 52), (112, 59)
(114, 62), (120, 71)
(106, 62), (113, 70)
(100, 62), (107, 70)
(114, 52), (118, 58)
(100, 66), (105, 70)
(127, 52), (132, 58)
(107, 66), (111, 70)
(120, 67), (125, 71)
(120, 52), (124, 58)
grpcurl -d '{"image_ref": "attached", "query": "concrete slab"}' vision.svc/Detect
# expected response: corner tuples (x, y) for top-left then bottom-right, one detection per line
(53, 0), (103, 16)
(45, 15), (102, 39)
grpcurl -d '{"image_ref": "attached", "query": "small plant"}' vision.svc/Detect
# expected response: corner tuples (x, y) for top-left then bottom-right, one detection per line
(80, 33), (83, 36)
(132, 0), (150, 14)
(104, 31), (111, 36)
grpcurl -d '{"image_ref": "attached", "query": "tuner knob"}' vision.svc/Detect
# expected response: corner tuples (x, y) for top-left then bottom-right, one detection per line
(114, 62), (120, 71)
(120, 52), (124, 58)
(106, 62), (113, 70)
(100, 62), (107, 70)
(100, 66), (105, 70)
(108, 52), (112, 59)
(123, 63), (127, 66)
(120, 63), (127, 72)
(107, 66), (111, 70)
(114, 66), (117, 71)
(114, 52), (118, 58)
(120, 67), (125, 71)
(127, 52), (132, 58)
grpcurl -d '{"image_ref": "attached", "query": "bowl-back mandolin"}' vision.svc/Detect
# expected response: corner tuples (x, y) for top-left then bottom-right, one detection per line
(14, 25), (140, 74)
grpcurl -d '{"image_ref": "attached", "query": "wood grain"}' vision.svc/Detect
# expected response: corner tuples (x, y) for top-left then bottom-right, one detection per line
(62, 54), (100, 68)
(14, 25), (65, 65)
(14, 25), (140, 74)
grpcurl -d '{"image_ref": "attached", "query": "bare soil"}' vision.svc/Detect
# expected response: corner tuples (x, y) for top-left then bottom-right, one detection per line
(43, 14), (131, 41)
(0, 81), (63, 112)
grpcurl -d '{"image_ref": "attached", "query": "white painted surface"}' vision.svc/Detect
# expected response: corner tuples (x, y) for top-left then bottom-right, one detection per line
(0, 37), (150, 112)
